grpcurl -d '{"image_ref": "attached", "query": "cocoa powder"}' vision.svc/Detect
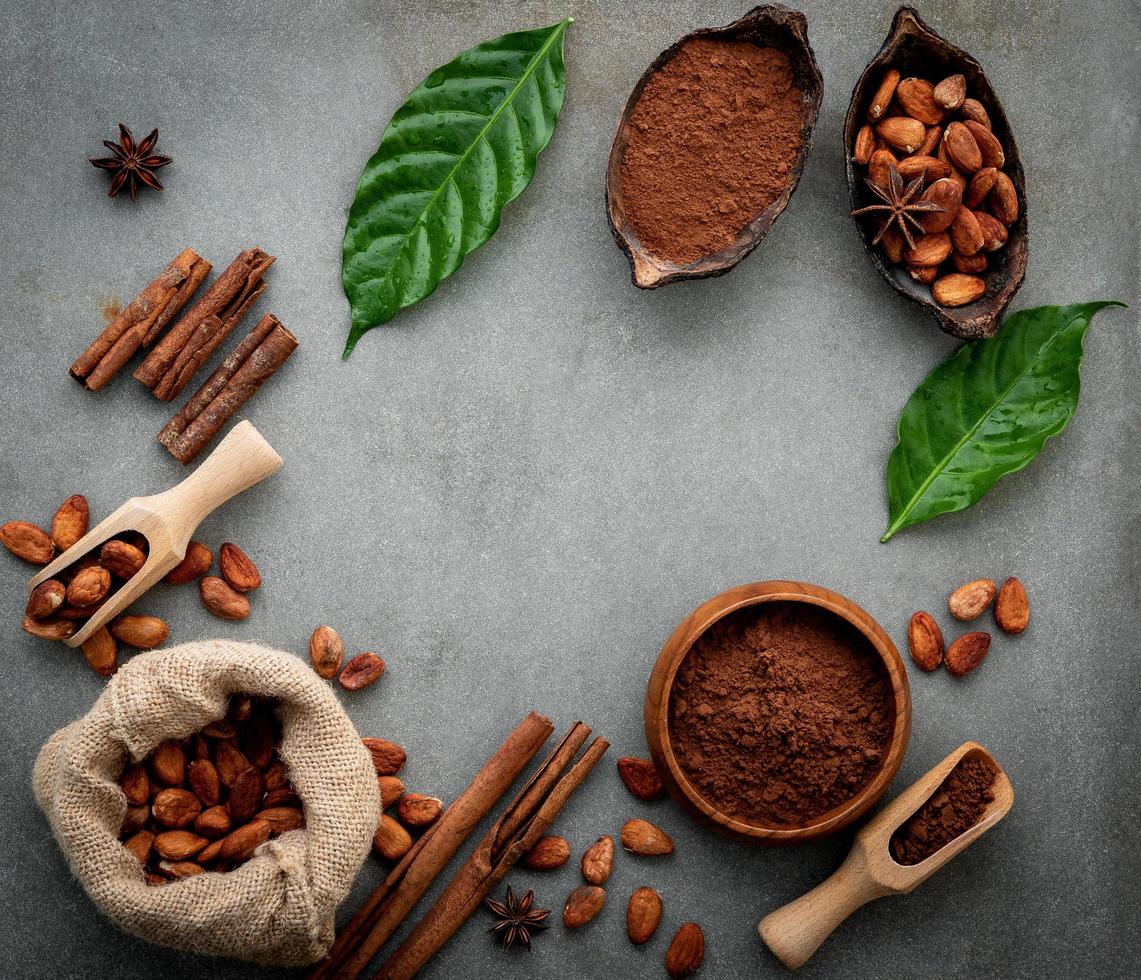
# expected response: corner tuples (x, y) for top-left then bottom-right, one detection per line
(619, 38), (804, 265)
(668, 601), (893, 825)
(890, 754), (998, 865)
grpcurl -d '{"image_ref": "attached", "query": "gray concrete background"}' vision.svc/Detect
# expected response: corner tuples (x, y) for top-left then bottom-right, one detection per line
(0, 0), (1137, 977)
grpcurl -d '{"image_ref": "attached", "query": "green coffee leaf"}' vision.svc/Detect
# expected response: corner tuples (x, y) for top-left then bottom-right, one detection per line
(341, 19), (571, 355)
(882, 302), (1125, 541)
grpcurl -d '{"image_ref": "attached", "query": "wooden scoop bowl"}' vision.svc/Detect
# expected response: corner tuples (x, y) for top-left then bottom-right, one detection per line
(28, 420), (281, 648)
(759, 741), (1013, 969)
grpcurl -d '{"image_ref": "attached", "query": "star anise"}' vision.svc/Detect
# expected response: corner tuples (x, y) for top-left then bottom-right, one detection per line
(850, 164), (943, 249)
(485, 885), (550, 951)
(89, 124), (172, 201)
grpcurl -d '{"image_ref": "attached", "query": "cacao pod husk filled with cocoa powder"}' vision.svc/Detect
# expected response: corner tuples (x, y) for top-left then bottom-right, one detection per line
(606, 5), (823, 288)
(32, 641), (379, 966)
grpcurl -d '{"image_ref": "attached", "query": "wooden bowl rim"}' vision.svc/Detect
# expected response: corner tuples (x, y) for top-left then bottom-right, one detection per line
(645, 580), (912, 844)
(605, 3), (823, 289)
(843, 5), (1028, 339)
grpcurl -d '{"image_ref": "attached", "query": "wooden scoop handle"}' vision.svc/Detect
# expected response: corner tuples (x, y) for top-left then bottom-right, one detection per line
(759, 846), (888, 970)
(147, 420), (282, 544)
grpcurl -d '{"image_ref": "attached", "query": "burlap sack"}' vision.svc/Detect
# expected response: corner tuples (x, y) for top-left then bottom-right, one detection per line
(33, 640), (380, 966)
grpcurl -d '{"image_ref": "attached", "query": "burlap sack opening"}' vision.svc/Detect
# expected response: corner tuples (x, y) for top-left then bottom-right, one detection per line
(33, 640), (380, 966)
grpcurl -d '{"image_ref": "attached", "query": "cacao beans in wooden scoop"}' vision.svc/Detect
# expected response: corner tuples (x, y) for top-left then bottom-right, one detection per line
(845, 6), (1027, 339)
(605, 4), (823, 289)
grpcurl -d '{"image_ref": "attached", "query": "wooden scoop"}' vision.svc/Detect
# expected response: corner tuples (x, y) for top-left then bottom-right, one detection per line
(28, 420), (281, 648)
(759, 741), (1013, 970)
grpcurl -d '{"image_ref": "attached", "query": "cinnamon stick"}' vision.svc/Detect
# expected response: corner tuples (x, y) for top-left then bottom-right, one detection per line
(307, 711), (554, 980)
(490, 722), (592, 852)
(135, 247), (274, 401)
(373, 732), (609, 980)
(70, 248), (210, 390)
(158, 313), (297, 464)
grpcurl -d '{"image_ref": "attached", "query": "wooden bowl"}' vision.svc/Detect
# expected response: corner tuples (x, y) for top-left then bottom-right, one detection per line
(606, 4), (823, 289)
(644, 581), (912, 846)
(844, 6), (1028, 339)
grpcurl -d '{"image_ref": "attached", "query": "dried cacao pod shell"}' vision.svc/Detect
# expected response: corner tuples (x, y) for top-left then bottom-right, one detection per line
(844, 6), (1027, 339)
(606, 5), (823, 288)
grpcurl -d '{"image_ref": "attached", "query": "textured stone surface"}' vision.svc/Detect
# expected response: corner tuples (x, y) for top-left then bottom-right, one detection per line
(0, 1), (1137, 978)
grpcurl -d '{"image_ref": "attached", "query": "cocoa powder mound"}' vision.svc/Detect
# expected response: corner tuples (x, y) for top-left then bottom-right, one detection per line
(619, 38), (804, 265)
(668, 601), (893, 826)
(890, 755), (998, 865)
